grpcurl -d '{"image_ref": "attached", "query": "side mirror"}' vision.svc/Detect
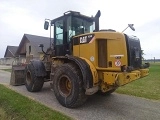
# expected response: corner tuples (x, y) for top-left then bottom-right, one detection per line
(44, 21), (49, 30)
(128, 24), (135, 31)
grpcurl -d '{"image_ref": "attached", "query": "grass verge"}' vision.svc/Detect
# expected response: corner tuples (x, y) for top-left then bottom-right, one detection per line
(116, 62), (160, 100)
(0, 84), (72, 120)
(0, 107), (9, 120)
(1, 69), (12, 72)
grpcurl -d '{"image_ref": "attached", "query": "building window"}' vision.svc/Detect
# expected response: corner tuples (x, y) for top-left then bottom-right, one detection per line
(29, 46), (31, 54)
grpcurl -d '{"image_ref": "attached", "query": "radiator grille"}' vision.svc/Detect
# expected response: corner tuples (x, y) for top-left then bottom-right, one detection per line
(98, 39), (107, 67)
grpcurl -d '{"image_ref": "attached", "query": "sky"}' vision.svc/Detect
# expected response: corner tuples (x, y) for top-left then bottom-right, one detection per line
(0, 0), (160, 59)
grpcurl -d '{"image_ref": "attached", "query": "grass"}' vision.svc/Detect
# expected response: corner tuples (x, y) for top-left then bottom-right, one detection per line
(0, 107), (9, 120)
(116, 62), (160, 100)
(0, 84), (72, 120)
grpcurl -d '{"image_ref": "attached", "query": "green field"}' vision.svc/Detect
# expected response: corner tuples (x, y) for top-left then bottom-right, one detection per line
(116, 62), (160, 100)
(0, 84), (71, 120)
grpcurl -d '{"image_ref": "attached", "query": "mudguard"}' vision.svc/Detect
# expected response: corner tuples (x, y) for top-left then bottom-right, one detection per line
(55, 55), (93, 89)
(68, 56), (93, 88)
(29, 60), (47, 77)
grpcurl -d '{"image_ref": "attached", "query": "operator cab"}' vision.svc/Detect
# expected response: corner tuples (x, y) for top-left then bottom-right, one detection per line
(44, 11), (100, 56)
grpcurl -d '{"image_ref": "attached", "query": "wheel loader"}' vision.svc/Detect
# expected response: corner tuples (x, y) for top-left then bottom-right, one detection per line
(24, 10), (149, 108)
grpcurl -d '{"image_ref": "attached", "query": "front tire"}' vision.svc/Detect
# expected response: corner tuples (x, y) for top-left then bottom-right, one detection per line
(53, 63), (87, 108)
(25, 63), (44, 92)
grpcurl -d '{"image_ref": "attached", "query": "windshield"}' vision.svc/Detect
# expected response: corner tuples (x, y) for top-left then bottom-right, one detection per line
(54, 16), (95, 45)
(71, 17), (95, 36)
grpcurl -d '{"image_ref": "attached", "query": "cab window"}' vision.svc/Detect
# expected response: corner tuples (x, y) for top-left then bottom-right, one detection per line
(55, 20), (63, 45)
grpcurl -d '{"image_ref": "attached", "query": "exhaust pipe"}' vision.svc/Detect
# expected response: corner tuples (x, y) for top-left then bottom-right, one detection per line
(94, 10), (101, 32)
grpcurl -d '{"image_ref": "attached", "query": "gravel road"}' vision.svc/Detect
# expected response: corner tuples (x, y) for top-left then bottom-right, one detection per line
(0, 67), (160, 120)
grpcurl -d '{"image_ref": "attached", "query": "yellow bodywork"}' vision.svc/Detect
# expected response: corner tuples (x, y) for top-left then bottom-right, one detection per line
(72, 31), (149, 92)
(73, 32), (128, 67)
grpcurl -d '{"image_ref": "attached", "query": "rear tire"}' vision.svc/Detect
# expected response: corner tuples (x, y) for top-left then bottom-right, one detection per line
(53, 63), (87, 108)
(25, 63), (44, 92)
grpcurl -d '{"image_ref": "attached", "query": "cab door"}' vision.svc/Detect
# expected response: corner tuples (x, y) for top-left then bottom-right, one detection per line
(54, 19), (65, 56)
(54, 16), (73, 56)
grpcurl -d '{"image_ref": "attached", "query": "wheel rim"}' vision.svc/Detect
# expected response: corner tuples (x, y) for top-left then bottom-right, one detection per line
(58, 75), (72, 97)
(26, 71), (31, 85)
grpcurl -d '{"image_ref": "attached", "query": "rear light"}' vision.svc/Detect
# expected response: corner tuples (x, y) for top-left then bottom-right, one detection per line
(121, 65), (127, 72)
(121, 65), (134, 72)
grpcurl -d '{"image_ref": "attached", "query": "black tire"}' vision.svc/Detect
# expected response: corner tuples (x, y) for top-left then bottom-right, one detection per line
(53, 63), (87, 108)
(97, 89), (116, 96)
(25, 63), (44, 92)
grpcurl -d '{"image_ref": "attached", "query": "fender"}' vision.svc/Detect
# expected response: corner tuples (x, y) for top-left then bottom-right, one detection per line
(29, 60), (47, 77)
(55, 55), (93, 89)
(80, 57), (98, 85)
(67, 55), (93, 89)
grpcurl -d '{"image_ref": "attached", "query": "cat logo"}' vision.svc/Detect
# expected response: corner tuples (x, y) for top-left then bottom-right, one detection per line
(80, 36), (87, 43)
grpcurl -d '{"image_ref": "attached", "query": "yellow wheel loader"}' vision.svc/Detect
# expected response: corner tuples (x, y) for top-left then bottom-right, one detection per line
(24, 10), (149, 108)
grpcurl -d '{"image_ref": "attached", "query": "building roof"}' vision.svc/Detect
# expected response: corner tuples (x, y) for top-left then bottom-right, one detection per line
(4, 46), (18, 57)
(16, 34), (53, 55)
(25, 34), (53, 52)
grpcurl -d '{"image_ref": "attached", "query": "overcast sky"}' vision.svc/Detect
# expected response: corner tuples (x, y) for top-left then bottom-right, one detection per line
(0, 0), (159, 59)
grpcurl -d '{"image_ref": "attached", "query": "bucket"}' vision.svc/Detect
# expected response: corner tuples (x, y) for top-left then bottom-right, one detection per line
(10, 65), (26, 86)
